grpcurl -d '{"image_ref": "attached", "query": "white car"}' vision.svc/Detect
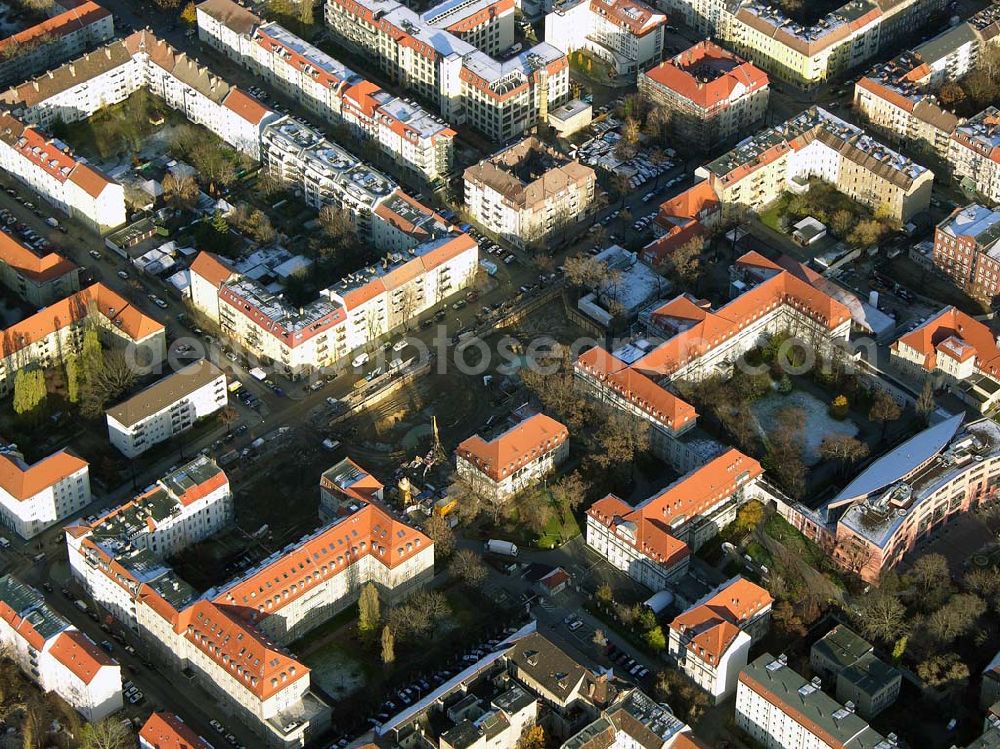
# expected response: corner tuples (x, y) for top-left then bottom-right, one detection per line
(568, 620), (584, 631)
(392, 339), (409, 352)
(352, 352), (370, 368)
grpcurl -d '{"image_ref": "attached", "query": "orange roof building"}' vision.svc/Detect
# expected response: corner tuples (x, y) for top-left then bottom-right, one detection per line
(320, 456), (385, 519)
(0, 231), (79, 306)
(640, 42), (769, 149)
(456, 413), (569, 500)
(891, 305), (1000, 413)
(0, 1), (114, 87)
(0, 575), (122, 723)
(586, 450), (762, 591)
(0, 282), (165, 396)
(0, 447), (90, 539)
(669, 577), (772, 702)
(139, 712), (213, 749)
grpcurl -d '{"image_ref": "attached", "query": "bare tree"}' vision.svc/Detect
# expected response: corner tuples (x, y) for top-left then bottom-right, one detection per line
(162, 173), (199, 211)
(449, 548), (488, 588)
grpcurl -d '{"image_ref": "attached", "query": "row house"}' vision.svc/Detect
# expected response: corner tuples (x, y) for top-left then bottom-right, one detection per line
(949, 107), (1000, 206)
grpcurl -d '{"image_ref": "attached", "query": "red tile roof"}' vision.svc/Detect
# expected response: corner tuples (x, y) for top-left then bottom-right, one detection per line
(671, 577), (772, 639)
(139, 712), (213, 749)
(457, 413), (568, 482)
(0, 231), (76, 282)
(575, 346), (696, 431)
(177, 600), (308, 701)
(643, 41), (768, 109)
(894, 305), (1000, 376)
(190, 251), (235, 289)
(223, 87), (273, 125)
(214, 504), (430, 621)
(634, 254), (851, 376)
(0, 449), (87, 500)
(49, 629), (115, 685)
(0, 1), (109, 55)
(587, 0), (665, 36)
(0, 598), (47, 650)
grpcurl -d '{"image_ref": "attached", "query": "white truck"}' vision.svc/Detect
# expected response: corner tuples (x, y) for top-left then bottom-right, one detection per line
(249, 367), (267, 381)
(484, 539), (518, 557)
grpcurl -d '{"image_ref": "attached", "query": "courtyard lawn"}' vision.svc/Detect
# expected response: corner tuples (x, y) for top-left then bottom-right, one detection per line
(751, 389), (859, 465)
(569, 50), (615, 83)
(759, 197), (789, 232)
(51, 89), (176, 161)
(538, 508), (582, 549)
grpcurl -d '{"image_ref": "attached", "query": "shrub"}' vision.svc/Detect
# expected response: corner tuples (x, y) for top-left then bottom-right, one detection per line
(829, 394), (849, 420)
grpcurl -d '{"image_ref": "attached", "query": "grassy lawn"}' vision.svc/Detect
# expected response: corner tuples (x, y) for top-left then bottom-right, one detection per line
(764, 513), (824, 567)
(569, 49), (615, 83)
(51, 90), (176, 161)
(759, 196), (789, 232)
(538, 504), (582, 549)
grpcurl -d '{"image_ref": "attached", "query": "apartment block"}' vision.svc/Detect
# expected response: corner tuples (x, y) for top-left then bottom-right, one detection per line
(562, 688), (709, 749)
(0, 1), (114, 87)
(719, 0), (944, 89)
(668, 577), (772, 702)
(892, 304), (1000, 412)
(786, 414), (1000, 583)
(105, 360), (228, 458)
(139, 713), (214, 749)
(699, 107), (933, 223)
(736, 654), (892, 749)
(811, 626), (900, 720)
(196, 0), (456, 181)
(0, 576), (122, 722)
(854, 21), (984, 161)
(456, 413), (569, 503)
(190, 232), (477, 378)
(930, 204), (1000, 304)
(464, 138), (596, 248)
(949, 107), (1000, 206)
(0, 231), (78, 306)
(639, 42), (769, 151)
(0, 447), (89, 540)
(1, 31), (278, 162)
(544, 0), (666, 76)
(0, 283), (165, 396)
(0, 112), (124, 233)
(586, 451), (762, 591)
(66, 457), (433, 747)
(324, 0), (570, 141)
(641, 179), (721, 267)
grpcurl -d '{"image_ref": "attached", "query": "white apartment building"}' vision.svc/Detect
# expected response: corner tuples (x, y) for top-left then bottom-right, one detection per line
(950, 107), (1000, 206)
(668, 577), (771, 703)
(196, 0), (456, 181)
(1, 31), (278, 164)
(0, 447), (89, 540)
(456, 413), (569, 503)
(699, 107), (934, 223)
(0, 112), (125, 233)
(736, 654), (892, 749)
(325, 0), (570, 141)
(105, 359), (227, 458)
(464, 138), (596, 248)
(0, 576), (122, 722)
(140, 712), (214, 749)
(0, 282), (166, 397)
(586, 451), (762, 591)
(190, 231), (478, 377)
(544, 0), (665, 76)
(0, 1), (114, 87)
(65, 457), (435, 746)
